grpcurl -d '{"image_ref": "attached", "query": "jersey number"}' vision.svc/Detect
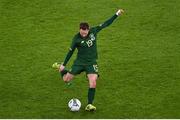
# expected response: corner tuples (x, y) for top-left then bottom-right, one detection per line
(86, 40), (93, 47)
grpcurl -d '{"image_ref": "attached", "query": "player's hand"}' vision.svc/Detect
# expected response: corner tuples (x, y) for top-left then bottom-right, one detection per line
(116, 9), (124, 16)
(59, 64), (65, 72)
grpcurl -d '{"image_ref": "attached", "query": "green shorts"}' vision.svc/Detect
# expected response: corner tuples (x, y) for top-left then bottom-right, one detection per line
(69, 64), (98, 75)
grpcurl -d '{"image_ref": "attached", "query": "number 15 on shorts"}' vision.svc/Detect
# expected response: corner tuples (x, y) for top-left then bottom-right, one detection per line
(93, 65), (98, 72)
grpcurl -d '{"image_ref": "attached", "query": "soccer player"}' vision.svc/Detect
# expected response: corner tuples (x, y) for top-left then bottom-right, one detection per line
(53, 9), (124, 111)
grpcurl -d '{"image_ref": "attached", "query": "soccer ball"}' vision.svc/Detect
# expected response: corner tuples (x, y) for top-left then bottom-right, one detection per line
(68, 98), (81, 111)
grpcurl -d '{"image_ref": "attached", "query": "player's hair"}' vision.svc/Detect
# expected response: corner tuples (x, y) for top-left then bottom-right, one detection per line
(80, 22), (89, 30)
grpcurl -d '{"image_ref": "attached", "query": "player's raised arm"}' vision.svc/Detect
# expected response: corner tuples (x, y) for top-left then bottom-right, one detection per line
(93, 9), (124, 33)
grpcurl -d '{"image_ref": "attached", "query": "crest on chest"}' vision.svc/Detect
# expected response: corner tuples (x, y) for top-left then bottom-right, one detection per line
(89, 33), (95, 41)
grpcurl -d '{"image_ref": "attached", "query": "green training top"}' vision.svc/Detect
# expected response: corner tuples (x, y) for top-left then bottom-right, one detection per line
(63, 14), (118, 66)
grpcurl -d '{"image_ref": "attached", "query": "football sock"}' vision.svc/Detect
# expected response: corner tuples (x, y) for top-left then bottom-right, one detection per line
(88, 88), (96, 104)
(60, 69), (68, 78)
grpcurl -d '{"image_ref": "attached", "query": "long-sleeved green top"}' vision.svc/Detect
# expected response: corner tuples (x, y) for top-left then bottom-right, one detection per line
(63, 14), (118, 66)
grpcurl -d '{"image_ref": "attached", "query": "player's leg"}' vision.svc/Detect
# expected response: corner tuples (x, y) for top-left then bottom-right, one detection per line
(63, 64), (84, 82)
(63, 72), (74, 83)
(85, 65), (98, 111)
(88, 74), (98, 102)
(52, 62), (73, 82)
(52, 62), (83, 83)
(85, 74), (98, 111)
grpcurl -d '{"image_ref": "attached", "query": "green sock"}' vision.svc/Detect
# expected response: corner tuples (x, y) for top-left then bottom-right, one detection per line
(60, 69), (68, 78)
(88, 88), (96, 104)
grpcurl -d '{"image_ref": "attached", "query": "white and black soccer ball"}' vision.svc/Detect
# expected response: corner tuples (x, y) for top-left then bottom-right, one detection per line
(68, 98), (81, 111)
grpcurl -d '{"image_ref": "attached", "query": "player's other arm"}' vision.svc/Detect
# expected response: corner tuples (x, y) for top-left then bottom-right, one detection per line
(94, 9), (124, 33)
(60, 37), (76, 71)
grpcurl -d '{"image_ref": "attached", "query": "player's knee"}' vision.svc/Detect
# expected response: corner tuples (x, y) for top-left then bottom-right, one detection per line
(88, 74), (97, 88)
(89, 79), (97, 88)
(90, 81), (96, 88)
(63, 73), (73, 82)
(91, 82), (96, 88)
(63, 76), (69, 82)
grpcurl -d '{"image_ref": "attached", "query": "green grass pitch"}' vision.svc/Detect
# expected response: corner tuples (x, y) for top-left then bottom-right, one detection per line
(0, 0), (180, 118)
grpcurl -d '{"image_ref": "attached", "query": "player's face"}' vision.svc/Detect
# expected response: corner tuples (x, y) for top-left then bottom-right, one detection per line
(80, 29), (89, 38)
